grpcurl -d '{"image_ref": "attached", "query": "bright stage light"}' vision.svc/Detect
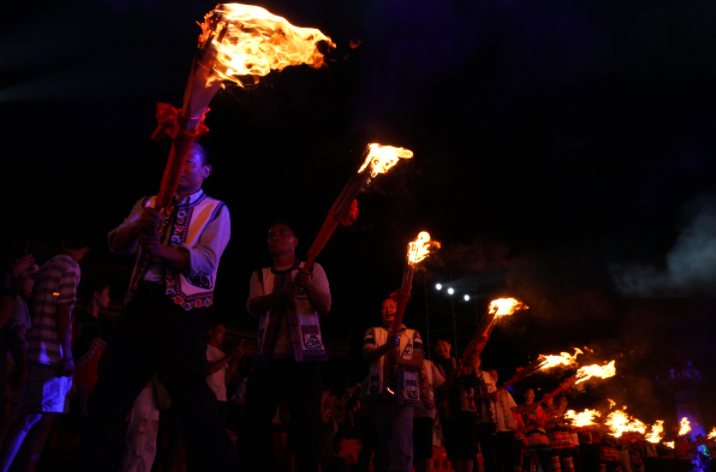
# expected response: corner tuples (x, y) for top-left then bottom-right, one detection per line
(435, 283), (442, 290)
(447, 288), (454, 295)
(464, 294), (470, 301)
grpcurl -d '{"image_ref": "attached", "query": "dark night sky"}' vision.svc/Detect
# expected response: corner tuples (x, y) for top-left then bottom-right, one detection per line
(2, 0), (716, 426)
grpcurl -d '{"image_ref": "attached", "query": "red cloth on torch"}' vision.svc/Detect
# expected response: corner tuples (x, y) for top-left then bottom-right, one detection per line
(340, 200), (359, 226)
(151, 103), (210, 142)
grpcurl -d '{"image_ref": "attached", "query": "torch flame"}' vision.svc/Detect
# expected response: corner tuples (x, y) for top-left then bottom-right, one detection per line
(646, 420), (665, 444)
(605, 409), (647, 438)
(357, 143), (414, 179)
(203, 4), (335, 87)
(664, 441), (675, 449)
(708, 427), (716, 440)
(678, 417), (691, 436)
(407, 232), (440, 265)
(488, 298), (528, 317)
(575, 360), (616, 384)
(540, 348), (584, 370)
(565, 409), (601, 428)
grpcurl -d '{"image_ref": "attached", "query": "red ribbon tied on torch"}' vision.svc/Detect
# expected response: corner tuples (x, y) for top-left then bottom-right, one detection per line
(151, 103), (210, 141)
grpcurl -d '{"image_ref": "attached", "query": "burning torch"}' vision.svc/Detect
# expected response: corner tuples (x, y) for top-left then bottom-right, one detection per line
(301, 143), (414, 271)
(460, 298), (528, 366)
(384, 231), (440, 394)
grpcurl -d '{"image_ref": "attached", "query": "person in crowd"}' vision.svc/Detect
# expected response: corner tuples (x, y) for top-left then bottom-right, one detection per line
(75, 142), (237, 472)
(413, 358), (445, 472)
(71, 278), (112, 417)
(545, 395), (575, 472)
(465, 352), (498, 472)
(119, 380), (161, 472)
(513, 411), (526, 472)
(490, 369), (519, 472)
(520, 388), (551, 472)
(340, 396), (362, 440)
(363, 297), (424, 472)
(245, 221), (331, 472)
(206, 322), (242, 424)
(0, 265), (36, 445)
(0, 230), (90, 472)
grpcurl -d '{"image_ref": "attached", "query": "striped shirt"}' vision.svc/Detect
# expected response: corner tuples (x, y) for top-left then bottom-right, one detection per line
(27, 255), (80, 364)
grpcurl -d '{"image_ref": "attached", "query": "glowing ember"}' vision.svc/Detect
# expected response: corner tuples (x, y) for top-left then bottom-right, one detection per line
(678, 417), (691, 436)
(664, 441), (675, 449)
(407, 232), (440, 265)
(646, 420), (665, 444)
(605, 409), (647, 438)
(540, 348), (583, 370)
(565, 409), (601, 427)
(488, 298), (528, 317)
(575, 360), (616, 384)
(203, 4), (335, 87)
(708, 427), (716, 440)
(358, 143), (414, 179)
(608, 399), (616, 409)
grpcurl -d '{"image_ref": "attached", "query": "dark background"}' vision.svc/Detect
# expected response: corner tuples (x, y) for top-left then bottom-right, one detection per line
(2, 0), (715, 430)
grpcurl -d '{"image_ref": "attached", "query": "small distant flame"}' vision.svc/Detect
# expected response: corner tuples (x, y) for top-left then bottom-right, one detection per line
(53, 292), (60, 297)
(204, 4), (335, 87)
(358, 143), (414, 179)
(708, 427), (716, 440)
(664, 441), (675, 449)
(488, 298), (528, 317)
(565, 409), (601, 427)
(605, 409), (647, 438)
(608, 399), (616, 409)
(407, 232), (440, 265)
(540, 348), (583, 370)
(646, 420), (665, 444)
(575, 360), (616, 384)
(678, 417), (691, 436)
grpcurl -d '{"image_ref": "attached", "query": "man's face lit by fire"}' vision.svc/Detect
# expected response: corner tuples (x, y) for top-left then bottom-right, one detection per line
(557, 396), (568, 411)
(381, 299), (397, 329)
(267, 224), (297, 258)
(178, 149), (211, 195)
(524, 388), (535, 403)
(209, 324), (225, 348)
(435, 339), (451, 359)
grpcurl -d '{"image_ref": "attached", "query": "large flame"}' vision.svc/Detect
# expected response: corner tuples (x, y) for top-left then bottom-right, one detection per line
(540, 348), (583, 370)
(565, 409), (601, 427)
(407, 231), (440, 265)
(708, 427), (716, 440)
(203, 4), (335, 87)
(575, 360), (616, 384)
(678, 417), (691, 436)
(646, 420), (665, 444)
(488, 298), (528, 317)
(358, 143), (414, 179)
(605, 408), (647, 438)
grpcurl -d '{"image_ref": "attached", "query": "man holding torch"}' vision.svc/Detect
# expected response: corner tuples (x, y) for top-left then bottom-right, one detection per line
(363, 297), (424, 472)
(245, 222), (331, 472)
(75, 143), (237, 472)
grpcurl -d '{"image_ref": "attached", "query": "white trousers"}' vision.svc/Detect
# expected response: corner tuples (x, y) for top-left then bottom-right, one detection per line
(119, 386), (160, 472)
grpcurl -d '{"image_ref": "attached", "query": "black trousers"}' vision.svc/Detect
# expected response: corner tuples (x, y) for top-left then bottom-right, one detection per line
(477, 422), (498, 472)
(74, 289), (239, 472)
(496, 431), (517, 472)
(244, 356), (322, 472)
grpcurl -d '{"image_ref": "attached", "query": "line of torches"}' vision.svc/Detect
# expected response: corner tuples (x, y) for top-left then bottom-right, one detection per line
(149, 7), (716, 453)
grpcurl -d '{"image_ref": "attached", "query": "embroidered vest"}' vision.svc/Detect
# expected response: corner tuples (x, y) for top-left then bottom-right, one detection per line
(254, 262), (328, 365)
(125, 194), (225, 310)
(366, 326), (422, 407)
